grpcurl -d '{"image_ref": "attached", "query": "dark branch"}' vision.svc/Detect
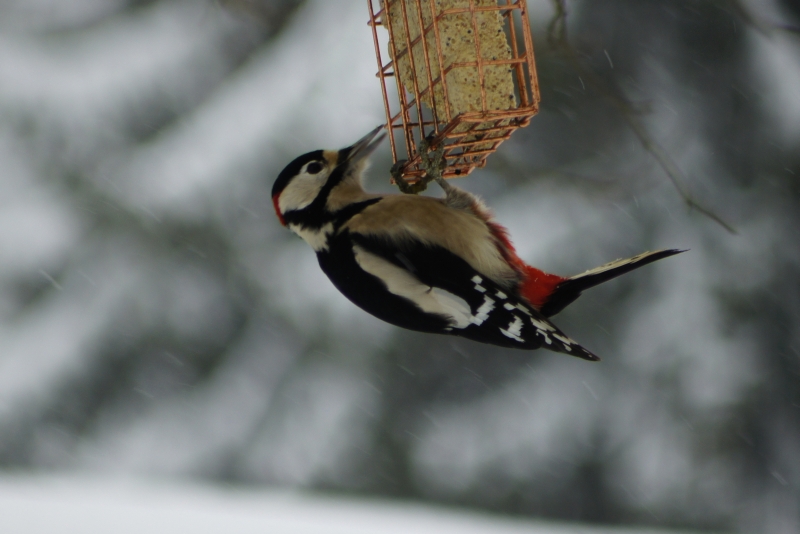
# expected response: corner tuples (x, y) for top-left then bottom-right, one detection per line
(547, 0), (737, 234)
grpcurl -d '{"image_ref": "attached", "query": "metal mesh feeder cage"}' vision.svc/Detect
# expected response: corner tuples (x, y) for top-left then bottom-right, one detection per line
(368, 0), (541, 181)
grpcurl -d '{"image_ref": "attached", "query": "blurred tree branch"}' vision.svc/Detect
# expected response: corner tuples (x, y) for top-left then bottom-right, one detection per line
(216, 0), (304, 28)
(726, 0), (800, 36)
(547, 0), (738, 234)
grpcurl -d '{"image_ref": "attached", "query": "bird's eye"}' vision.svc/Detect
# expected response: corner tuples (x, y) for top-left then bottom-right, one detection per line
(306, 161), (323, 174)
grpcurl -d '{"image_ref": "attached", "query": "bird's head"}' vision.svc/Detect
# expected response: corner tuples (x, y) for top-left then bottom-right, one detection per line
(272, 125), (385, 226)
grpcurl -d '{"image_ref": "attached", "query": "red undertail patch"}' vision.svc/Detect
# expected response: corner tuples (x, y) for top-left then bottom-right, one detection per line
(519, 266), (567, 309)
(483, 218), (566, 309)
(468, 200), (567, 309)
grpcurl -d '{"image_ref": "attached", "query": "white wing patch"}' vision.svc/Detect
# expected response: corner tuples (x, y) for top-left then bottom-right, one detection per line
(430, 288), (472, 328)
(531, 316), (556, 332)
(353, 245), (477, 328)
(471, 275), (487, 293)
(530, 317), (556, 345)
(514, 303), (533, 316)
(553, 333), (575, 348)
(504, 302), (532, 316)
(500, 316), (525, 343)
(470, 296), (495, 326)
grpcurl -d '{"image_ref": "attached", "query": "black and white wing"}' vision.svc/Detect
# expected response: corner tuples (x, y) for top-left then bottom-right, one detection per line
(328, 231), (599, 361)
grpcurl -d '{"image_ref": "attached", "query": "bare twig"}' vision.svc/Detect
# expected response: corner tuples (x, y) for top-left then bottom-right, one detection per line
(547, 0), (737, 234)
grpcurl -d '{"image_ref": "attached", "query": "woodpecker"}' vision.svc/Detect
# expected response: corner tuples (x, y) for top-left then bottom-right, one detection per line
(272, 126), (683, 361)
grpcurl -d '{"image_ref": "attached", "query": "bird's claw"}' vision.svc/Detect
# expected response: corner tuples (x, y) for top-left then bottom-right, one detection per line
(392, 159), (424, 194)
(393, 138), (449, 195)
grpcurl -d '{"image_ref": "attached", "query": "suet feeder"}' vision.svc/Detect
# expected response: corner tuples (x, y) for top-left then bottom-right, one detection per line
(368, 0), (541, 181)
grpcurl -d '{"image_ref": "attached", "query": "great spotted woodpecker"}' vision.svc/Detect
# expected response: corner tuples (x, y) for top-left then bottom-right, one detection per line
(272, 126), (683, 361)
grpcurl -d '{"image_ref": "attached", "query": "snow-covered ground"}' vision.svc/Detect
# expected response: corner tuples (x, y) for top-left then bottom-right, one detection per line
(0, 475), (723, 534)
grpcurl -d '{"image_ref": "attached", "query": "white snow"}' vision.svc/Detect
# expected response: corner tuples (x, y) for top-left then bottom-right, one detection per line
(0, 475), (721, 534)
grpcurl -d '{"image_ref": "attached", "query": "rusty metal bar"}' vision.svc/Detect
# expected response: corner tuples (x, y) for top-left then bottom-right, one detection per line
(368, 1), (397, 163)
(383, 1), (417, 162)
(468, 0), (489, 113)
(397, 0), (427, 155)
(412, 0), (439, 136)
(428, 0), (452, 123)
(519, 0), (540, 110)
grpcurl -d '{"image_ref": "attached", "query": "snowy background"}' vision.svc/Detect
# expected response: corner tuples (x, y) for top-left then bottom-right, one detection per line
(1, 0), (799, 532)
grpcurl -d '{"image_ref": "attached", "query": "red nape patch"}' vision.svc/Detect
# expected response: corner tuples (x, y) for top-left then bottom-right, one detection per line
(272, 194), (286, 226)
(519, 266), (567, 309)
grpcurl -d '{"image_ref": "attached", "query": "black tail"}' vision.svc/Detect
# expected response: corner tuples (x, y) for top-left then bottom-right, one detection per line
(540, 249), (686, 317)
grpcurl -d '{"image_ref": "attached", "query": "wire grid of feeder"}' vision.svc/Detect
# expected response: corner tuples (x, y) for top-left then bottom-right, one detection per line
(368, 0), (541, 181)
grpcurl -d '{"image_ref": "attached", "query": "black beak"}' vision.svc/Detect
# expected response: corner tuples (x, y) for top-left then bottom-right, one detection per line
(344, 125), (386, 164)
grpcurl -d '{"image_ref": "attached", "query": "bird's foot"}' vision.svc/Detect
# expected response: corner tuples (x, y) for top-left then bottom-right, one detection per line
(393, 137), (450, 195)
(393, 160), (430, 194)
(421, 137), (459, 198)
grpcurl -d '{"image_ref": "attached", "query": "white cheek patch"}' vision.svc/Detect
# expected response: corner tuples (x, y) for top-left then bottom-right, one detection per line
(278, 174), (327, 214)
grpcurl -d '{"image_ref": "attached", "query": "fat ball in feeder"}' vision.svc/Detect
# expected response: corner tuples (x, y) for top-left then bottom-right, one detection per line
(367, 0), (541, 188)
